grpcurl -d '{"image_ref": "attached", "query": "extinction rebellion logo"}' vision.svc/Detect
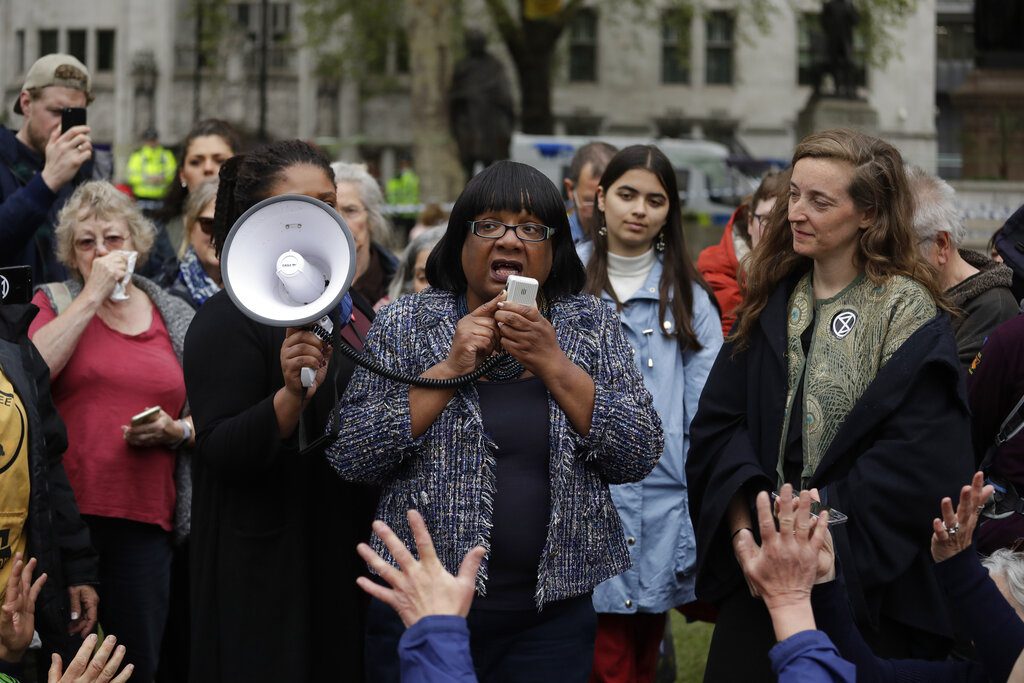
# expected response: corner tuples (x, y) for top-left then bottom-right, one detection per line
(830, 309), (857, 339)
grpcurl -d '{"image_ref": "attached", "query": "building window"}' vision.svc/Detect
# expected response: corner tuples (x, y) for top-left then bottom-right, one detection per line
(67, 30), (87, 64)
(936, 18), (974, 61)
(797, 13), (866, 87)
(16, 30), (25, 73)
(367, 30), (408, 76)
(38, 29), (58, 57)
(97, 30), (116, 72)
(661, 10), (690, 84)
(705, 11), (734, 85)
(568, 9), (597, 83)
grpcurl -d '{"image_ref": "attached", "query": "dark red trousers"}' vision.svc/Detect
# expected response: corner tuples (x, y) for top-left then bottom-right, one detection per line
(589, 612), (667, 683)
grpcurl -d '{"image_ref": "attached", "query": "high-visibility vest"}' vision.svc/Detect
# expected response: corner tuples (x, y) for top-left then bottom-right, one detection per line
(126, 146), (177, 200)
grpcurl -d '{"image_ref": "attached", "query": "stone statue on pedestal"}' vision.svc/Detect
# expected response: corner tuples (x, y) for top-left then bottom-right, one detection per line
(975, 0), (1024, 68)
(821, 0), (860, 99)
(449, 30), (515, 179)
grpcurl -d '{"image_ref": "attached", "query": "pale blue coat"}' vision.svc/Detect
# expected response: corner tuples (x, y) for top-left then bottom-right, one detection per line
(580, 243), (723, 613)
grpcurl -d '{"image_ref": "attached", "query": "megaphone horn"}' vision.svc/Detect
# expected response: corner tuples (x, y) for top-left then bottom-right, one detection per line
(220, 194), (357, 386)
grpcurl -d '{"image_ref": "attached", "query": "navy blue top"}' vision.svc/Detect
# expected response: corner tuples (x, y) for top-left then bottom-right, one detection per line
(474, 376), (550, 610)
(813, 547), (1024, 682)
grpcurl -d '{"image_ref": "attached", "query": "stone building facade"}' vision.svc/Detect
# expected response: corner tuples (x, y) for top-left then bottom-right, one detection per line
(0, 0), (939, 183)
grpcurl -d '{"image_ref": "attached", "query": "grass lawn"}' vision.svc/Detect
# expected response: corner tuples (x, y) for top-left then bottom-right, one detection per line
(670, 610), (714, 683)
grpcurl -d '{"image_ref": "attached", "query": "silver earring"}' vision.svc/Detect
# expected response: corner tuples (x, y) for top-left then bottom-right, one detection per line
(598, 224), (607, 237)
(181, 180), (187, 189)
(655, 232), (666, 252)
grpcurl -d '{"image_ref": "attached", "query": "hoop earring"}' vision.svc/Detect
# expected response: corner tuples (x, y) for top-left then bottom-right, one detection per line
(655, 231), (666, 252)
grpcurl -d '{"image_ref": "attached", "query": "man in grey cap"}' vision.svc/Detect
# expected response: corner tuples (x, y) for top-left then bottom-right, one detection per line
(0, 54), (94, 283)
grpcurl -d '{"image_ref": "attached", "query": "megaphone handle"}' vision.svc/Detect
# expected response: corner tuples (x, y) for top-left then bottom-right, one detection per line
(300, 367), (317, 388)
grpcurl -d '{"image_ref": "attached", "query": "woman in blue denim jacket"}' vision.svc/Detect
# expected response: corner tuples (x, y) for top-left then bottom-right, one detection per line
(579, 146), (723, 683)
(327, 161), (663, 683)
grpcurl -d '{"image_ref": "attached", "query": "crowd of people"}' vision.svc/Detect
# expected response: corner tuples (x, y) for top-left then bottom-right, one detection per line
(3, 51), (1024, 683)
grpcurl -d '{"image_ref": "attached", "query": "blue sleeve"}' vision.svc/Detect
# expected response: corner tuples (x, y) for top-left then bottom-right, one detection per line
(769, 630), (856, 683)
(683, 286), (723, 434)
(934, 548), (1024, 682)
(398, 615), (478, 683)
(573, 299), (664, 484)
(0, 172), (57, 255)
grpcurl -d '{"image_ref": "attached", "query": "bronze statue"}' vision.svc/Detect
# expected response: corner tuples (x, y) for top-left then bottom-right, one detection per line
(975, 0), (1024, 67)
(449, 30), (515, 178)
(821, 0), (860, 98)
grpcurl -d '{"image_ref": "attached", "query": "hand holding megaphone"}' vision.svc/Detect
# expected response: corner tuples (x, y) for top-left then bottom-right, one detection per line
(280, 327), (333, 399)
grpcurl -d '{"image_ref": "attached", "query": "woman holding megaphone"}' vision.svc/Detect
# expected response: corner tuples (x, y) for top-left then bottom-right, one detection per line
(327, 161), (664, 683)
(182, 140), (378, 682)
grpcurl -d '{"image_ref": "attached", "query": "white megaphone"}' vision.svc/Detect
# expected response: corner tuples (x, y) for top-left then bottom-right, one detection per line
(220, 194), (357, 387)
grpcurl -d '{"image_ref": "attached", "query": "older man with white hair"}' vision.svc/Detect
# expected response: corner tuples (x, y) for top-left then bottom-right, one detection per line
(909, 167), (1018, 367)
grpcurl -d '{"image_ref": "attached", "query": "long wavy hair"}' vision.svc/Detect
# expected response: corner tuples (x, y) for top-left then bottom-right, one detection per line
(584, 145), (716, 352)
(730, 128), (948, 349)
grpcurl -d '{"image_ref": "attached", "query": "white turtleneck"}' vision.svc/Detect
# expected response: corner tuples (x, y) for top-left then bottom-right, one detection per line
(607, 248), (656, 301)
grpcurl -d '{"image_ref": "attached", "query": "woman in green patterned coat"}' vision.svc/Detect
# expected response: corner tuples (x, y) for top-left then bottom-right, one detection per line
(686, 129), (974, 681)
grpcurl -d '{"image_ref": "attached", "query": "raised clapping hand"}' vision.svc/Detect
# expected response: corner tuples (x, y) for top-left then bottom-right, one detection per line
(734, 486), (833, 610)
(49, 634), (133, 683)
(355, 509), (485, 628)
(0, 553), (47, 661)
(931, 471), (994, 564)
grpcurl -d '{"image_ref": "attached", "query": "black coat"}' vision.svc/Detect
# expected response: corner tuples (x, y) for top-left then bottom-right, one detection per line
(183, 290), (377, 683)
(0, 304), (98, 663)
(687, 276), (973, 641)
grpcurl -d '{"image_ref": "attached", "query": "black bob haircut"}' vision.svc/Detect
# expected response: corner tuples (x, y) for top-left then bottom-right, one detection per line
(425, 161), (586, 300)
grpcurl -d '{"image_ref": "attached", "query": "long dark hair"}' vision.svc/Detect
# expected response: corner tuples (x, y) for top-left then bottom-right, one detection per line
(585, 145), (715, 352)
(156, 119), (242, 221)
(212, 139), (334, 256)
(730, 128), (949, 350)
(425, 161), (586, 301)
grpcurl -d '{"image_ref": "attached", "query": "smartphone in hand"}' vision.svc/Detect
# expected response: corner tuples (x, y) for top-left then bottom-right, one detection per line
(130, 406), (161, 427)
(770, 490), (848, 526)
(61, 107), (87, 134)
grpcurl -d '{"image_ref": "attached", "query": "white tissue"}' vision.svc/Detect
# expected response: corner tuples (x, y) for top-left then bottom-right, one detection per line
(110, 251), (138, 301)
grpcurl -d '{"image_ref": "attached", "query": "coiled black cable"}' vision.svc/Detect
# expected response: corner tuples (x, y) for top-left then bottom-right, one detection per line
(332, 337), (501, 388)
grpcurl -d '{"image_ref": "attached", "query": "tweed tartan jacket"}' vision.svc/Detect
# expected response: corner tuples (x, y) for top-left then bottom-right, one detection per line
(326, 287), (664, 608)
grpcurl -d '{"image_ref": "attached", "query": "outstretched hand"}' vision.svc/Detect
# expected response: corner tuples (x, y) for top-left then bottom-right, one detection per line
(49, 633), (133, 683)
(0, 553), (47, 661)
(356, 509), (485, 627)
(931, 471), (993, 563)
(734, 485), (832, 611)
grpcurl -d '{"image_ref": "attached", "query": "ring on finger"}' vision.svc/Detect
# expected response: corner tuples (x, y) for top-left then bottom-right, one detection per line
(945, 522), (960, 536)
(976, 505), (986, 515)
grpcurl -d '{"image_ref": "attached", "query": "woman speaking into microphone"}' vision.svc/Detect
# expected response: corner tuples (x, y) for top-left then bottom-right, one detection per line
(182, 140), (377, 682)
(327, 160), (664, 683)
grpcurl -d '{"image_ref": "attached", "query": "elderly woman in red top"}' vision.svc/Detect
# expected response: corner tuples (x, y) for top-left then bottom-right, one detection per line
(29, 180), (195, 682)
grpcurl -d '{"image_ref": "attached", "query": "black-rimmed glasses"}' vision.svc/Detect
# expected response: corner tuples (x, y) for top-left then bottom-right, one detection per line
(468, 219), (555, 243)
